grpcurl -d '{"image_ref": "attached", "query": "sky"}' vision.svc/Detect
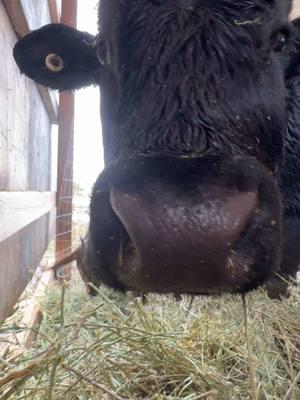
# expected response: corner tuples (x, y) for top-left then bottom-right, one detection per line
(74, 0), (103, 192)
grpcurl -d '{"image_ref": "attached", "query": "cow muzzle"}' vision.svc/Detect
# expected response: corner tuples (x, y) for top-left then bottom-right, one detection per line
(97, 156), (281, 295)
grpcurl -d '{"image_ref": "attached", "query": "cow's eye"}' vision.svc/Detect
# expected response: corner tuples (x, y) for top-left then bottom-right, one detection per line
(273, 27), (291, 53)
(274, 32), (286, 52)
(97, 40), (108, 65)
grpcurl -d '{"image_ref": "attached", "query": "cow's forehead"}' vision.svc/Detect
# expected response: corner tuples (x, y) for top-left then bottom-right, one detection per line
(97, 0), (292, 41)
(98, 0), (292, 15)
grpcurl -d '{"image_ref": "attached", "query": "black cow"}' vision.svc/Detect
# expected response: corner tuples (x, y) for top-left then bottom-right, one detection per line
(14, 0), (298, 297)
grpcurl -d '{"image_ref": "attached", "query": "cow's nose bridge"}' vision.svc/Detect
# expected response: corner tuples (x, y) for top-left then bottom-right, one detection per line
(177, 0), (197, 11)
(177, 0), (211, 11)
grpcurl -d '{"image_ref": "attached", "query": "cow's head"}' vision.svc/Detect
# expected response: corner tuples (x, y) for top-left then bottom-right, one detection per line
(14, 0), (292, 295)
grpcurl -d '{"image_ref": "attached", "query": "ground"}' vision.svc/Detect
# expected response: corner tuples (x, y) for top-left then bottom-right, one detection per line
(0, 275), (299, 400)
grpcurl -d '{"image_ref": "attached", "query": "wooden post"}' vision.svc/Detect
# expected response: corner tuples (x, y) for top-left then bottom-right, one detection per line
(48, 0), (60, 23)
(55, 0), (77, 280)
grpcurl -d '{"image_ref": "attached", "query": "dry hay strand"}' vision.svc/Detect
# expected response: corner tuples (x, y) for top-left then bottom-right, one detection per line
(0, 278), (299, 400)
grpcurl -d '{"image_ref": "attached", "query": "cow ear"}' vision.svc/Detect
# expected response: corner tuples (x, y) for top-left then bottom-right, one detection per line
(13, 24), (101, 91)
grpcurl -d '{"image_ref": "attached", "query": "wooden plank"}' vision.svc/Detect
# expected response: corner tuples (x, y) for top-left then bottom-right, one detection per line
(56, 0), (77, 280)
(2, 0), (28, 37)
(0, 1), (30, 191)
(3, 0), (58, 123)
(48, 206), (57, 239)
(0, 1), (56, 321)
(48, 0), (60, 23)
(0, 1), (56, 191)
(0, 212), (56, 354)
(28, 84), (52, 190)
(37, 84), (58, 125)
(19, 268), (55, 349)
(56, 93), (74, 268)
(0, 212), (54, 321)
(0, 267), (55, 357)
(0, 192), (55, 242)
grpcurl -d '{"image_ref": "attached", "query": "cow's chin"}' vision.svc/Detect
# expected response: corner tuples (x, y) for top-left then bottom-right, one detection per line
(93, 156), (282, 295)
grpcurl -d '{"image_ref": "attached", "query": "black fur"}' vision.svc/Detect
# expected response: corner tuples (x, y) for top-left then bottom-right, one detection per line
(267, 17), (300, 297)
(13, 24), (101, 90)
(98, 0), (289, 166)
(13, 1), (299, 297)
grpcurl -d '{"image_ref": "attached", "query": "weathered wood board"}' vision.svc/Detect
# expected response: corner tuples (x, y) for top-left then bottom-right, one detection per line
(3, 0), (58, 123)
(0, 192), (55, 242)
(0, 211), (55, 321)
(0, 0), (30, 191)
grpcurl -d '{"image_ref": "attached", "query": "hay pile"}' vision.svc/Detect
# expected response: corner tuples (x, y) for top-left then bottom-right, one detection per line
(0, 279), (299, 400)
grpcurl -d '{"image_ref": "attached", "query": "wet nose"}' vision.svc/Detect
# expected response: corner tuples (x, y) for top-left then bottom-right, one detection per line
(110, 184), (258, 294)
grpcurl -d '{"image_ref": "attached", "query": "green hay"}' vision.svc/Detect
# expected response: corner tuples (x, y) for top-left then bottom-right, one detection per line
(0, 280), (299, 400)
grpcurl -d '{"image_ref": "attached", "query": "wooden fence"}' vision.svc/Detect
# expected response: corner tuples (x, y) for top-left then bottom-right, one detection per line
(0, 0), (61, 320)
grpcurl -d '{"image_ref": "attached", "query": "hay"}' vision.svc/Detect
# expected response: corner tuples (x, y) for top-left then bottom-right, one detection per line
(0, 279), (299, 400)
